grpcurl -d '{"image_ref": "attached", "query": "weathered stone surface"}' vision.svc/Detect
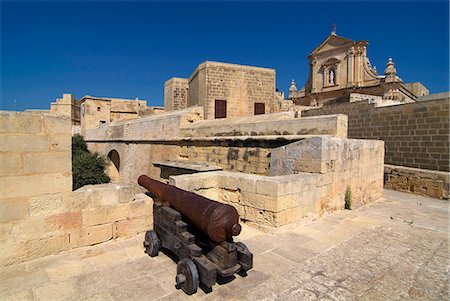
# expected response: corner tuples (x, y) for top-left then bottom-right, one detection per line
(44, 211), (82, 232)
(0, 190), (448, 300)
(43, 114), (72, 134)
(0, 134), (49, 152)
(0, 198), (28, 223)
(115, 215), (151, 238)
(82, 204), (130, 226)
(46, 261), (94, 282)
(180, 113), (346, 138)
(302, 97), (449, 173)
(23, 152), (71, 174)
(49, 133), (72, 151)
(29, 193), (62, 216)
(81, 224), (113, 246)
(171, 136), (383, 228)
(384, 164), (449, 199)
(129, 198), (152, 218)
(34, 281), (79, 301)
(0, 153), (23, 176)
(0, 234), (70, 266)
(1, 174), (71, 199)
(0, 111), (47, 134)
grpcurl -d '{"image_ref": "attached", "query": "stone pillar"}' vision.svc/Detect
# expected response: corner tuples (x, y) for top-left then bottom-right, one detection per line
(346, 47), (355, 87)
(310, 58), (318, 93)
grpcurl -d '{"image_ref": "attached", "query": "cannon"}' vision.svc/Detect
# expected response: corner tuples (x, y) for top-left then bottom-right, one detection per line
(138, 175), (253, 295)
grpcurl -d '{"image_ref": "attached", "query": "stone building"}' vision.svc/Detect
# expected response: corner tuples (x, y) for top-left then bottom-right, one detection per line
(164, 61), (281, 119)
(50, 94), (81, 126)
(289, 31), (429, 106)
(51, 94), (164, 135)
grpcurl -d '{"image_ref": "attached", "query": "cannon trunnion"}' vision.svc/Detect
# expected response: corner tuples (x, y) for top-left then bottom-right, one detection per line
(139, 176), (253, 295)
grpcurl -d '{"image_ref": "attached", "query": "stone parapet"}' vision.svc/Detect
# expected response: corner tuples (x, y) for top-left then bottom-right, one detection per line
(0, 183), (150, 266)
(384, 164), (449, 200)
(171, 136), (384, 229)
(302, 96), (449, 172)
(85, 106), (203, 141)
(180, 113), (347, 139)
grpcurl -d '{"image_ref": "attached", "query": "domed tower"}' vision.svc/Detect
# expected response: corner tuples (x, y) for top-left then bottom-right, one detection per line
(289, 79), (297, 98)
(384, 57), (399, 83)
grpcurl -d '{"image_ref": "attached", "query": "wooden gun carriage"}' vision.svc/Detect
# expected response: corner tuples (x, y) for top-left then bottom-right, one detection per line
(138, 175), (253, 295)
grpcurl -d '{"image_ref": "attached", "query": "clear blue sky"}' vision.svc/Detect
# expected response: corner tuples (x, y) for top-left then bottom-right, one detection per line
(1, 1), (449, 111)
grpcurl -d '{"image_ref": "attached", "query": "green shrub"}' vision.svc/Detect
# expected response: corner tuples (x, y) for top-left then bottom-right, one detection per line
(72, 135), (110, 190)
(344, 186), (352, 210)
(72, 134), (88, 158)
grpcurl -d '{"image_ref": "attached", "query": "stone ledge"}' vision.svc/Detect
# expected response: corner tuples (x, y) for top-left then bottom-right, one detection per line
(384, 164), (449, 200)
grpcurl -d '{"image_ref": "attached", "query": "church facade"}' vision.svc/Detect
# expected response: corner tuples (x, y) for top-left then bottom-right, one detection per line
(288, 31), (429, 106)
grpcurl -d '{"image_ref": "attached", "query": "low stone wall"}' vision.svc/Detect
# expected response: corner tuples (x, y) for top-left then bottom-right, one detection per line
(86, 106), (203, 141)
(384, 164), (449, 200)
(180, 113), (347, 138)
(302, 97), (449, 172)
(171, 136), (384, 229)
(171, 172), (322, 229)
(0, 184), (150, 266)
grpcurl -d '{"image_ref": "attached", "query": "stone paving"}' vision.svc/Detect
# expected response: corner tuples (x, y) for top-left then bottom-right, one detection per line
(1, 189), (448, 301)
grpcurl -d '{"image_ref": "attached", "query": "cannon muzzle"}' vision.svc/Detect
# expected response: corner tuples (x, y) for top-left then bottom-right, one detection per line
(138, 175), (241, 243)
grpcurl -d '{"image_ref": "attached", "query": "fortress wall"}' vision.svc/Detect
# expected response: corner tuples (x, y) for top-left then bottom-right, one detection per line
(0, 111), (152, 266)
(302, 97), (449, 199)
(180, 113), (347, 139)
(302, 97), (449, 172)
(85, 110), (348, 184)
(171, 136), (384, 229)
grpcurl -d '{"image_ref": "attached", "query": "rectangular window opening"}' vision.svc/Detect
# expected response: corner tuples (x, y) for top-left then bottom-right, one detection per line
(254, 102), (265, 115)
(215, 99), (227, 119)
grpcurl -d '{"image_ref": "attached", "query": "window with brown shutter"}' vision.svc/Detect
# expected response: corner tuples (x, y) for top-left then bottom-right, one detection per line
(254, 102), (265, 115)
(215, 99), (227, 119)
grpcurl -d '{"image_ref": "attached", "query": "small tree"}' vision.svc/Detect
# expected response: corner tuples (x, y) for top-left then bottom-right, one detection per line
(72, 135), (110, 190)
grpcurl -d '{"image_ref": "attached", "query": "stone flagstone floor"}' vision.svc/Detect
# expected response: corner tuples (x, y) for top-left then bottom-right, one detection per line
(1, 189), (448, 300)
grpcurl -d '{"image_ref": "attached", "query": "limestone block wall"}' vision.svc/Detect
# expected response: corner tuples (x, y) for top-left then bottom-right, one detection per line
(67, 184), (151, 248)
(171, 172), (322, 229)
(85, 106), (203, 142)
(271, 137), (384, 208)
(81, 99), (111, 135)
(0, 183), (149, 266)
(0, 111), (71, 265)
(180, 113), (347, 139)
(179, 139), (277, 176)
(0, 111), (72, 224)
(384, 165), (449, 200)
(88, 142), (181, 185)
(164, 77), (189, 111)
(184, 62), (276, 119)
(0, 111), (152, 266)
(302, 97), (449, 172)
(171, 136), (384, 229)
(85, 109), (351, 184)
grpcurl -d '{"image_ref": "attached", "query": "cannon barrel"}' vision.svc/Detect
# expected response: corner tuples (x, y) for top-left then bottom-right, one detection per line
(138, 175), (241, 243)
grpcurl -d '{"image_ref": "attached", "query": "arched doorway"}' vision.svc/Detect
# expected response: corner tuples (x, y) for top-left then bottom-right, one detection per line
(107, 149), (120, 183)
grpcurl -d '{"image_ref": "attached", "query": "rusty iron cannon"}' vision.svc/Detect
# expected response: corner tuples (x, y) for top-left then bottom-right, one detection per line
(138, 175), (253, 295)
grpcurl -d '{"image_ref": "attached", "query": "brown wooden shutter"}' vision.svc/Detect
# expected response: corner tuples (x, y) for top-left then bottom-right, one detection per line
(215, 99), (227, 119)
(254, 102), (265, 115)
